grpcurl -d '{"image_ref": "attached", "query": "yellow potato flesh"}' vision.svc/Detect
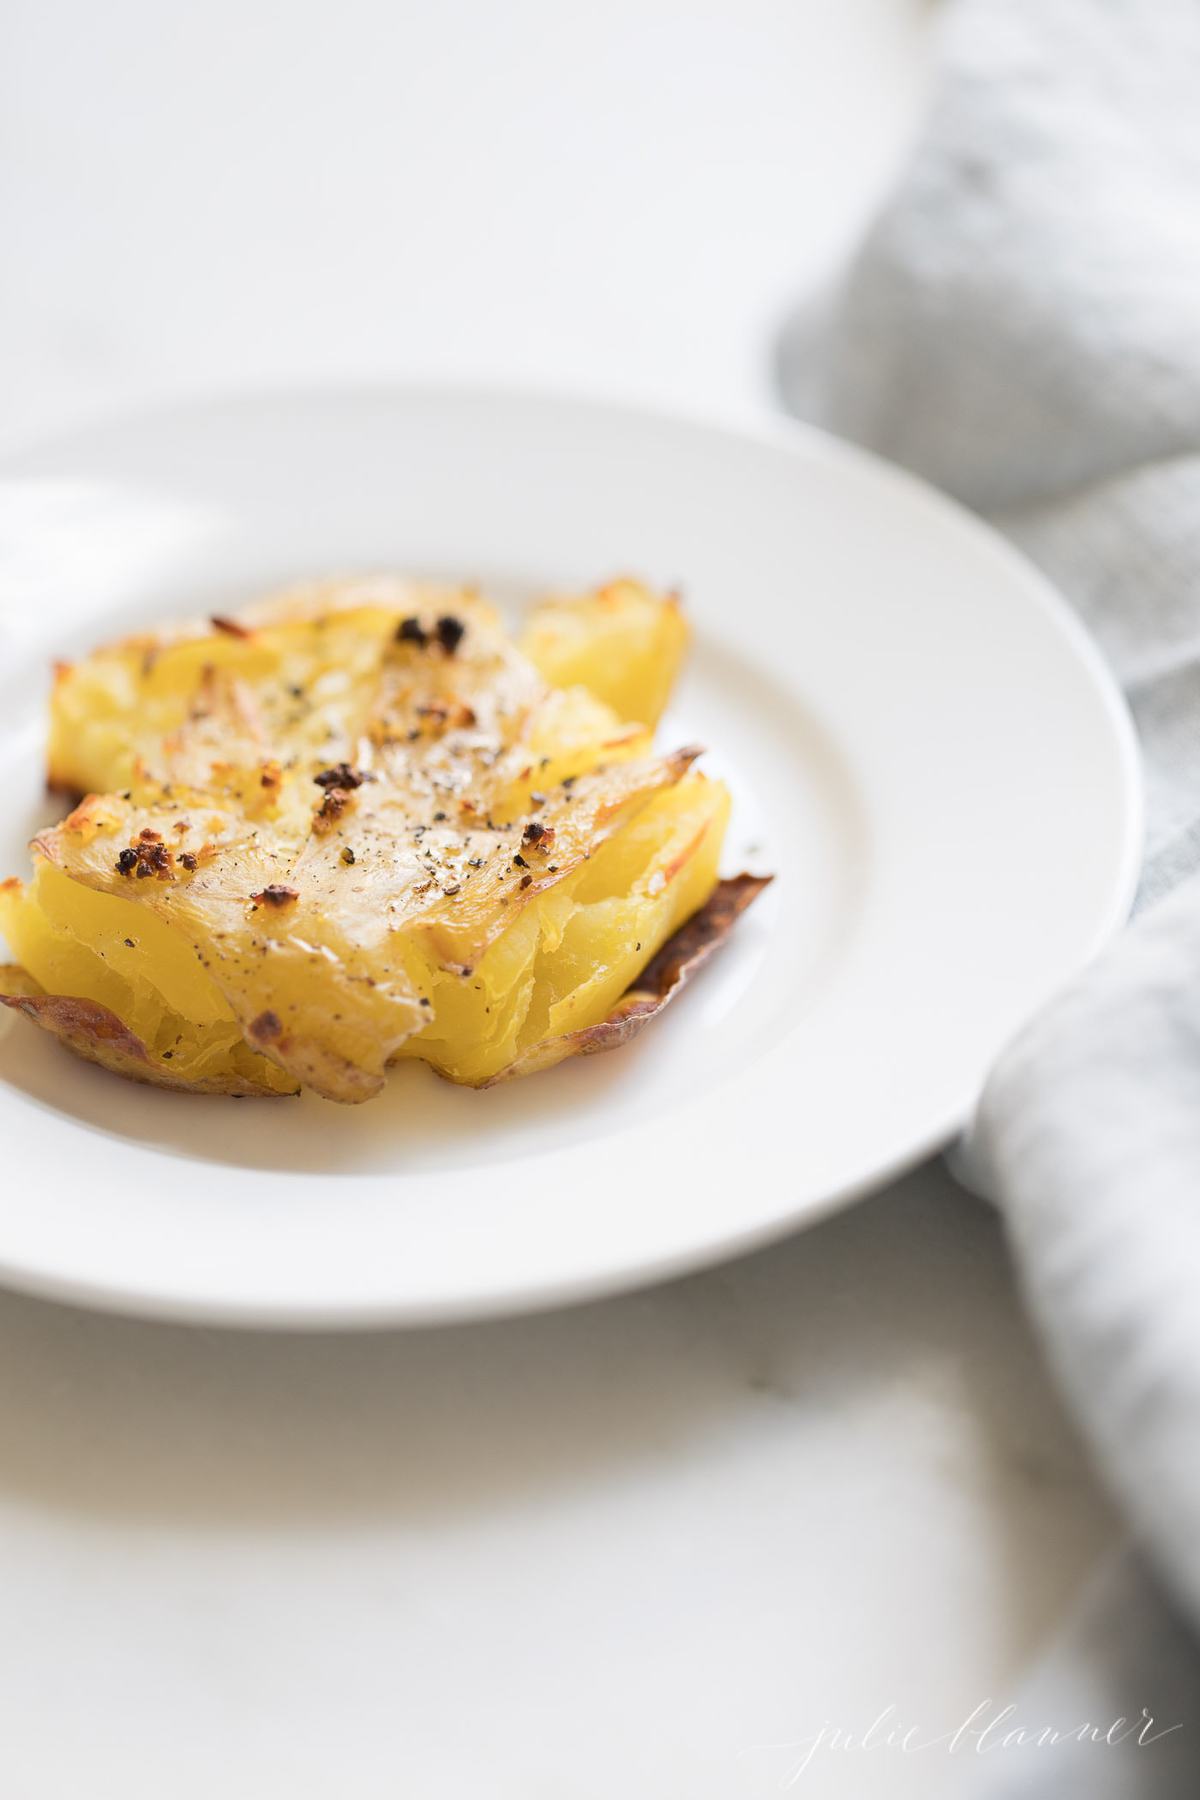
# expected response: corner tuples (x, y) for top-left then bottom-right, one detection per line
(1, 774), (725, 1092)
(0, 864), (296, 1093)
(395, 774), (728, 1084)
(520, 579), (690, 728)
(48, 580), (679, 802)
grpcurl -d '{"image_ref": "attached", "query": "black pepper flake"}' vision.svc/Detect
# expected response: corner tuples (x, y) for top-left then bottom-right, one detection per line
(419, 997), (431, 1008)
(435, 615), (466, 655)
(561, 775), (577, 788)
(512, 853), (529, 869)
(518, 874), (532, 889)
(522, 821), (546, 846)
(116, 848), (138, 875)
(547, 864), (558, 873)
(162, 1050), (173, 1060)
(466, 856), (484, 868)
(124, 937), (135, 948)
(443, 882), (461, 897)
(341, 846), (357, 865)
(396, 616), (428, 646)
(432, 810), (447, 822)
(314, 762), (368, 790)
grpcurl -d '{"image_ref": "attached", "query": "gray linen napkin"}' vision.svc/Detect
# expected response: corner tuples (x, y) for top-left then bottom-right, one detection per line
(780, 0), (1200, 1787)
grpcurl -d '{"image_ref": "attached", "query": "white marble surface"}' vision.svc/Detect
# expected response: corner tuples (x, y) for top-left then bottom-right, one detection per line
(0, 4), (1122, 1795)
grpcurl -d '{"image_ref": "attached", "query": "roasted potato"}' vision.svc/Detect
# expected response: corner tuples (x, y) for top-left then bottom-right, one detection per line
(1, 577), (764, 1102)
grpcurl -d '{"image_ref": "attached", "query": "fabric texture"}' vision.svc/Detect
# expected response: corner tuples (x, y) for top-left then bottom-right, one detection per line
(778, 0), (1200, 1761)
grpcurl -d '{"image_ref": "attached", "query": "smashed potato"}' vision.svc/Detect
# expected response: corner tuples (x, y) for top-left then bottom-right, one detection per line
(1, 577), (766, 1102)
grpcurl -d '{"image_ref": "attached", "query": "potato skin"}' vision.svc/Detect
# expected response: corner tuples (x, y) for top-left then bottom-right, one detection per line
(0, 969), (296, 1096)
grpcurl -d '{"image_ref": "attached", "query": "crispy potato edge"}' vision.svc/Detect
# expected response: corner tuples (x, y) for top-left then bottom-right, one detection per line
(0, 967), (298, 1098)
(478, 872), (773, 1086)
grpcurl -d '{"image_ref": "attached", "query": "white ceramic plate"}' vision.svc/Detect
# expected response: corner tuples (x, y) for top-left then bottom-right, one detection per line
(0, 387), (1140, 1327)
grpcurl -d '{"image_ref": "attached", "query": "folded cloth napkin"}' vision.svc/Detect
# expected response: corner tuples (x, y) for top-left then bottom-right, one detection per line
(781, 0), (1200, 1786)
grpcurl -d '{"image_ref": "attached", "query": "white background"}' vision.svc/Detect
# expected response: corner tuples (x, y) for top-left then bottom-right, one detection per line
(0, 4), (1121, 1797)
(5, 0), (930, 444)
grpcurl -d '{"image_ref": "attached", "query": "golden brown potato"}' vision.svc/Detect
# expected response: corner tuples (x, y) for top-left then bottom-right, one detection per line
(2, 576), (763, 1102)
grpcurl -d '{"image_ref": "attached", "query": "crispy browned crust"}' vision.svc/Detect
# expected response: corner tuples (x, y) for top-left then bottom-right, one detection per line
(0, 967), (295, 1097)
(480, 872), (773, 1086)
